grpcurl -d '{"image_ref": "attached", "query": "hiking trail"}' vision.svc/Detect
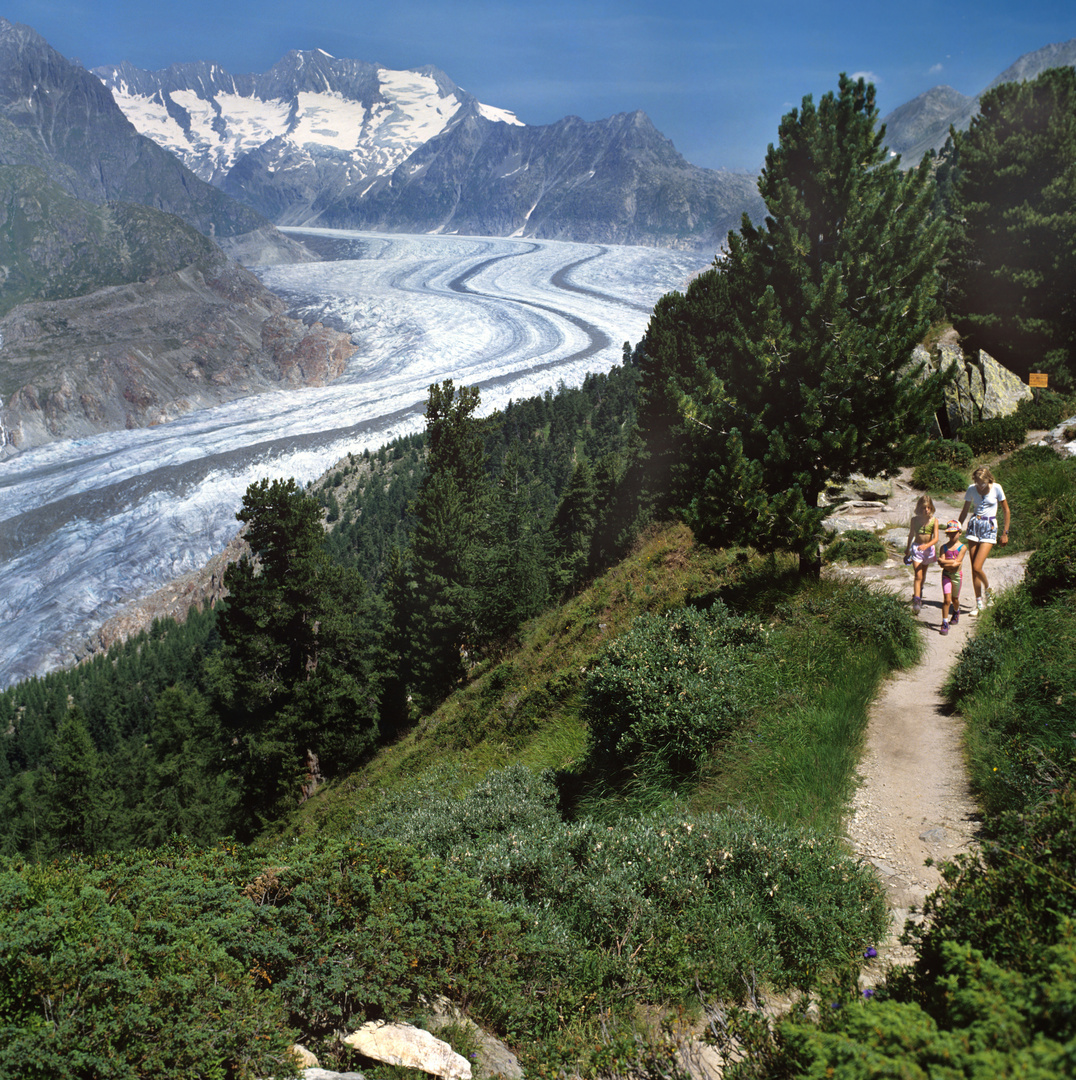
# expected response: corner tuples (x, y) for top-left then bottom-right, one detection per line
(828, 476), (1029, 976)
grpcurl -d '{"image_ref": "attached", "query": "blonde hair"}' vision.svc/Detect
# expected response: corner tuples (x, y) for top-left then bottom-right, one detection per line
(915, 494), (936, 515)
(973, 466), (995, 485)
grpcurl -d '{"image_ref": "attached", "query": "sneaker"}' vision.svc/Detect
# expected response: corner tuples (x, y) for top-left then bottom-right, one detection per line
(912, 596), (922, 615)
(940, 620), (949, 635)
(951, 608), (960, 625)
(984, 591), (995, 607)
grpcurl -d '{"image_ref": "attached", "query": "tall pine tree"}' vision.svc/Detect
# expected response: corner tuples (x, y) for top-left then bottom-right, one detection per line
(209, 477), (379, 831)
(650, 74), (948, 572)
(949, 66), (1076, 389)
(393, 381), (492, 713)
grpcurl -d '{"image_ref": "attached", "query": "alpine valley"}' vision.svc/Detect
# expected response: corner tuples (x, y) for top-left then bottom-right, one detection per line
(0, 12), (1074, 688)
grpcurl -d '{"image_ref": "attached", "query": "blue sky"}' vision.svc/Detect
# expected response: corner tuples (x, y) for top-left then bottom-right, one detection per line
(6, 0), (1076, 171)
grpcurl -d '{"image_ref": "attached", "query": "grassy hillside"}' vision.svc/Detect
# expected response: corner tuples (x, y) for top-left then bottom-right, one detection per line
(281, 522), (919, 841)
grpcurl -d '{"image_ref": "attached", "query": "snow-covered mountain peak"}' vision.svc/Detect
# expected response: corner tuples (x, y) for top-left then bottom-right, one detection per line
(95, 53), (523, 187)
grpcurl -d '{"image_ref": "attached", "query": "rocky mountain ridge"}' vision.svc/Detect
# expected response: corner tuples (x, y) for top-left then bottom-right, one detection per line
(95, 49), (766, 250)
(880, 37), (1076, 163)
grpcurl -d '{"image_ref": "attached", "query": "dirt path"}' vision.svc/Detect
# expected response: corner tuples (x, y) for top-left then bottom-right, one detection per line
(828, 480), (1029, 974)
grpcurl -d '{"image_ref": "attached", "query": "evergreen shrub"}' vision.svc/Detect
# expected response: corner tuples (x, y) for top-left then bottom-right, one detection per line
(581, 602), (766, 784)
(359, 769), (888, 1006)
(959, 412), (1028, 454)
(822, 529), (887, 566)
(0, 848), (298, 1080)
(995, 444), (1076, 556)
(914, 438), (973, 468)
(1016, 388), (1071, 430)
(910, 460), (966, 492)
(831, 584), (920, 669)
(1025, 522), (1076, 599)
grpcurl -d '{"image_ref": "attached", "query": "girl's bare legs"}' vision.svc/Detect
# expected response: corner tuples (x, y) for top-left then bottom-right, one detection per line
(913, 561), (928, 609)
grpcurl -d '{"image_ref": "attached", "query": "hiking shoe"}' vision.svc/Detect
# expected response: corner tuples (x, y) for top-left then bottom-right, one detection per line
(912, 596), (922, 615)
(951, 608), (960, 625)
(940, 620), (950, 635)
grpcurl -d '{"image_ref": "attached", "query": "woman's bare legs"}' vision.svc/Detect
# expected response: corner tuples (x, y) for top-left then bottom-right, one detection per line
(967, 540), (994, 605)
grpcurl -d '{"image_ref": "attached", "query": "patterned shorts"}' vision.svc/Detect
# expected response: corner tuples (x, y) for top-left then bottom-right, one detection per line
(967, 515), (998, 544)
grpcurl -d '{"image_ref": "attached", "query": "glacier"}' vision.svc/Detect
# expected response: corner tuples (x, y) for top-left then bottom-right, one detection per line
(0, 230), (709, 689)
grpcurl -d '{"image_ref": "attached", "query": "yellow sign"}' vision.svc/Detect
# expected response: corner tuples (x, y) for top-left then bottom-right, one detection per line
(1029, 373), (1049, 387)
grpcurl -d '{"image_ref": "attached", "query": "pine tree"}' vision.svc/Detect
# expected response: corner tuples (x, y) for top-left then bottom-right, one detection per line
(398, 381), (492, 712)
(949, 66), (1076, 389)
(209, 477), (379, 829)
(475, 443), (550, 643)
(42, 707), (107, 855)
(661, 74), (949, 573)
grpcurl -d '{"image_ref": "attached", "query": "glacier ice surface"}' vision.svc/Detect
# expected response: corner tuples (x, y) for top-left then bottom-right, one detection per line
(0, 230), (708, 688)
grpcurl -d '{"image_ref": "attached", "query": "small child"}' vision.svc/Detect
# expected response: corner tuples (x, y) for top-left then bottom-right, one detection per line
(904, 495), (938, 615)
(937, 520), (967, 636)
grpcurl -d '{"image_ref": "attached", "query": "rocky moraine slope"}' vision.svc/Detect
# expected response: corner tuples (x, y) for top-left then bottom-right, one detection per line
(0, 19), (351, 455)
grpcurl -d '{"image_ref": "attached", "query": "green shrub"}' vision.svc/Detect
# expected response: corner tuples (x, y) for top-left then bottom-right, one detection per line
(914, 438), (973, 468)
(581, 602), (766, 784)
(822, 529), (887, 566)
(906, 788), (1076, 982)
(1025, 522), (1076, 599)
(947, 588), (1076, 815)
(259, 836), (531, 1055)
(910, 460), (966, 492)
(0, 847), (298, 1080)
(1004, 442), (1065, 468)
(732, 791), (1076, 1079)
(831, 583), (920, 669)
(752, 932), (1076, 1080)
(455, 808), (886, 999)
(356, 764), (563, 859)
(1016, 388), (1071, 430)
(959, 412), (1028, 454)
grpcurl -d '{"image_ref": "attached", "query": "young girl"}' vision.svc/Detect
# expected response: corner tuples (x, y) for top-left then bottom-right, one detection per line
(937, 520), (967, 635)
(959, 466), (1011, 613)
(904, 495), (939, 615)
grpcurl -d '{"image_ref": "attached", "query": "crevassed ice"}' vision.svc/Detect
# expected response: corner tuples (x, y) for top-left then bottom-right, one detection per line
(0, 231), (709, 688)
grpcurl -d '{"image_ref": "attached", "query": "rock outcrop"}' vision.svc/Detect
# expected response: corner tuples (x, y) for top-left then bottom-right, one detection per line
(909, 336), (1032, 436)
(68, 532), (248, 665)
(0, 254), (355, 454)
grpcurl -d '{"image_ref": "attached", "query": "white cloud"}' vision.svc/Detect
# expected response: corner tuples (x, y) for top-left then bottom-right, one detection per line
(852, 70), (882, 86)
(928, 63), (944, 75)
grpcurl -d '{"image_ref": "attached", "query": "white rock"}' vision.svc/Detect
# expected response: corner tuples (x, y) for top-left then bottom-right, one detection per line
(342, 1022), (472, 1080)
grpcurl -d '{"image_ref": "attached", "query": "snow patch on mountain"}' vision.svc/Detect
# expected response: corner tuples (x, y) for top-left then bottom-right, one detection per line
(100, 62), (522, 186)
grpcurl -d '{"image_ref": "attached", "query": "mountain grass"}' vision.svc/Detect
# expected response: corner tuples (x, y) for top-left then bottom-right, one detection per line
(277, 523), (921, 846)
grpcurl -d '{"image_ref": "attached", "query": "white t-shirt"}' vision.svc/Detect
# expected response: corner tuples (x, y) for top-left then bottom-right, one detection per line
(965, 482), (1006, 519)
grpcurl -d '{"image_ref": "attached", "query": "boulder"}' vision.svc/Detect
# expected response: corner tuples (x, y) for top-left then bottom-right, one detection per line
(978, 350), (1034, 418)
(426, 997), (524, 1080)
(927, 342), (1032, 431)
(291, 1044), (319, 1068)
(342, 1022), (472, 1080)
